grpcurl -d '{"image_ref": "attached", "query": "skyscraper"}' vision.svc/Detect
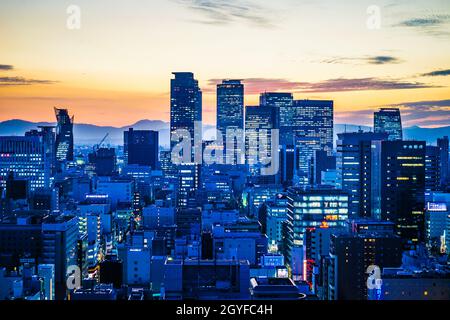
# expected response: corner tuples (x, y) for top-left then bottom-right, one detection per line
(176, 163), (201, 209)
(260, 92), (292, 144)
(124, 128), (159, 169)
(380, 140), (426, 249)
(54, 108), (74, 170)
(337, 132), (388, 218)
(217, 80), (244, 133)
(425, 145), (441, 192)
(437, 136), (449, 188)
(285, 187), (349, 279)
(0, 128), (54, 191)
(170, 72), (202, 161)
(41, 215), (78, 300)
(245, 105), (278, 183)
(374, 108), (403, 141)
(292, 100), (334, 156)
(217, 80), (244, 165)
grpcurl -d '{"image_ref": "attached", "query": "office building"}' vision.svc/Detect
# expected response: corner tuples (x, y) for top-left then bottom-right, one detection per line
(41, 215), (78, 300)
(170, 72), (202, 161)
(54, 108), (74, 169)
(380, 141), (426, 249)
(328, 232), (403, 300)
(285, 187), (349, 278)
(0, 128), (54, 191)
(217, 80), (244, 164)
(337, 131), (388, 218)
(124, 129), (159, 169)
(374, 108), (403, 141)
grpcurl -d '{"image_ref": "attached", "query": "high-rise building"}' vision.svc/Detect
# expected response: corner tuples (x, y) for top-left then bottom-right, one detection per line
(279, 144), (296, 186)
(374, 108), (403, 141)
(292, 100), (334, 155)
(217, 80), (244, 133)
(176, 163), (201, 209)
(41, 215), (78, 300)
(245, 105), (278, 182)
(294, 136), (321, 186)
(381, 141), (426, 249)
(437, 136), (449, 188)
(426, 145), (441, 192)
(327, 231), (403, 300)
(337, 132), (388, 218)
(89, 147), (117, 176)
(0, 128), (54, 191)
(124, 129), (159, 169)
(260, 92), (292, 142)
(217, 80), (244, 165)
(285, 187), (349, 279)
(170, 72), (202, 161)
(54, 108), (74, 169)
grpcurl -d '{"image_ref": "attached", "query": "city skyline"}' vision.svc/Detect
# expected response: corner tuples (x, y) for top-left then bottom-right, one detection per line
(1, 0), (450, 127)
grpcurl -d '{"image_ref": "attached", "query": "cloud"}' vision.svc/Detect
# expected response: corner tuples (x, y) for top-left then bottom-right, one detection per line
(421, 69), (450, 77)
(320, 55), (402, 65)
(0, 65), (14, 71)
(366, 56), (402, 65)
(386, 99), (450, 127)
(396, 14), (450, 36)
(0, 76), (58, 86)
(336, 99), (450, 128)
(175, 0), (273, 27)
(300, 78), (436, 93)
(208, 77), (436, 94)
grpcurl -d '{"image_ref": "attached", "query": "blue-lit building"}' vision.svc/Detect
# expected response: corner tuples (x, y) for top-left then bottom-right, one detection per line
(54, 108), (74, 170)
(380, 140), (426, 249)
(170, 72), (202, 161)
(374, 108), (403, 141)
(124, 128), (159, 170)
(293, 100), (334, 155)
(41, 215), (78, 300)
(0, 128), (54, 191)
(337, 131), (388, 218)
(285, 187), (349, 279)
(245, 105), (279, 183)
(217, 80), (244, 165)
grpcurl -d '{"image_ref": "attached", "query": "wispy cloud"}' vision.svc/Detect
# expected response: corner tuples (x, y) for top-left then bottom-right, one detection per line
(175, 0), (273, 27)
(421, 69), (450, 77)
(320, 55), (403, 65)
(337, 99), (450, 128)
(208, 77), (437, 94)
(0, 64), (14, 71)
(0, 76), (58, 86)
(394, 99), (450, 127)
(396, 14), (450, 36)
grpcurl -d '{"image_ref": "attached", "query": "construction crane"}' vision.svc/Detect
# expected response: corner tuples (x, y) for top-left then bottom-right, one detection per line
(93, 133), (109, 152)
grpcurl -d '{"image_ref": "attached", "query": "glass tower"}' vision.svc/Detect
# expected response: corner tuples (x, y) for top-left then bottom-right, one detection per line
(170, 72), (202, 161)
(374, 108), (403, 141)
(54, 108), (74, 170)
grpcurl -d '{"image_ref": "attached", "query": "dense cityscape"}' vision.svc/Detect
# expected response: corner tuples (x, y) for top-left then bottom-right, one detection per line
(0, 72), (449, 301)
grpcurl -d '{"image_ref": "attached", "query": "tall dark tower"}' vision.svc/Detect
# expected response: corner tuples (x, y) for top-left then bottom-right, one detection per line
(217, 80), (244, 133)
(381, 140), (426, 249)
(217, 80), (244, 165)
(170, 72), (202, 161)
(54, 108), (74, 170)
(374, 108), (403, 141)
(124, 128), (159, 169)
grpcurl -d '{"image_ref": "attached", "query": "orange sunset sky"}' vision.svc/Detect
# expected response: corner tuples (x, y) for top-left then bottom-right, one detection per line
(1, 0), (449, 128)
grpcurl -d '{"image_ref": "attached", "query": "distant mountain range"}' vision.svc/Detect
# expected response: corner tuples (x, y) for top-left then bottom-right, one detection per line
(0, 119), (449, 147)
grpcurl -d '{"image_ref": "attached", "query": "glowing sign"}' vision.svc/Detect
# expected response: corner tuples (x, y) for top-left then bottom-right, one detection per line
(427, 202), (447, 212)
